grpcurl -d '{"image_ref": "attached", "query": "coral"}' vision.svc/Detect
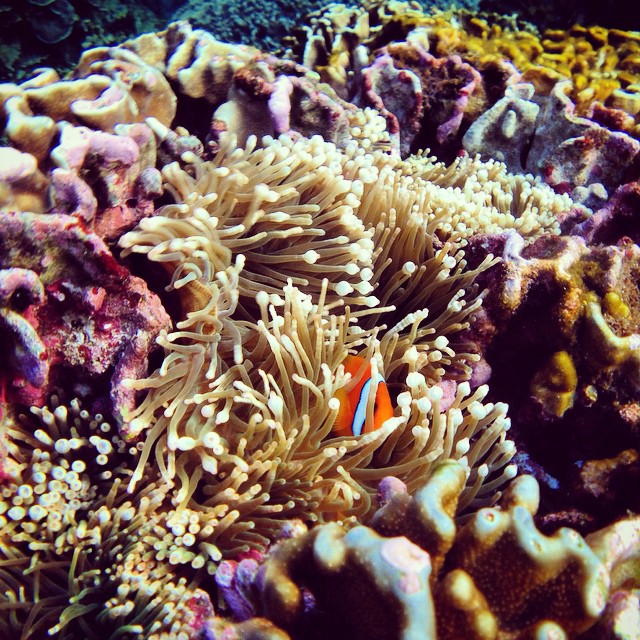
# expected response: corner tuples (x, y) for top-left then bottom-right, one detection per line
(0, 146), (49, 213)
(120, 22), (380, 153)
(464, 232), (640, 528)
(0, 46), (177, 169)
(526, 82), (640, 195)
(0, 399), (214, 639)
(26, 0), (77, 45)
(423, 15), (640, 123)
(464, 79), (640, 195)
(572, 450), (640, 516)
(356, 51), (423, 156)
(285, 1), (640, 187)
(403, 49), (488, 160)
(0, 211), (170, 419)
(122, 21), (258, 106)
(50, 122), (163, 240)
(479, 0), (640, 32)
(227, 461), (609, 640)
(583, 516), (640, 640)
(529, 350), (578, 418)
(170, 0), (357, 54)
(71, 44), (177, 128)
(571, 180), (640, 245)
(261, 523), (437, 640)
(1, 7), (638, 639)
(355, 41), (490, 159)
(463, 83), (540, 173)
(211, 57), (356, 149)
(0, 267), (48, 397)
(0, 69), (62, 162)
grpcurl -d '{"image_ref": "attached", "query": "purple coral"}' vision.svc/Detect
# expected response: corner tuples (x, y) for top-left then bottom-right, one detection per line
(216, 557), (263, 621)
(358, 52), (423, 155)
(0, 268), (48, 399)
(50, 122), (162, 240)
(211, 58), (354, 149)
(0, 211), (170, 419)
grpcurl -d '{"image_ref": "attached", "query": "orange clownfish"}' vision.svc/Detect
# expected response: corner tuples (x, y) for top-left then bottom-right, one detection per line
(333, 355), (394, 437)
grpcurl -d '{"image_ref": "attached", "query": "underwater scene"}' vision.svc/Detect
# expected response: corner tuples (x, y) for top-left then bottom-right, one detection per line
(1, 0), (640, 638)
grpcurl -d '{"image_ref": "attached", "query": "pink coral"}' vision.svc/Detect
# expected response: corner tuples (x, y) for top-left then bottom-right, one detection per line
(358, 52), (422, 155)
(50, 122), (162, 240)
(0, 211), (170, 419)
(211, 57), (353, 148)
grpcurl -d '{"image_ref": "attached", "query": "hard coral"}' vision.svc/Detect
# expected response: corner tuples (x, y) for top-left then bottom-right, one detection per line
(225, 461), (610, 640)
(0, 146), (49, 213)
(122, 20), (258, 105)
(0, 211), (170, 419)
(465, 232), (640, 528)
(464, 80), (640, 195)
(50, 121), (163, 240)
(212, 57), (355, 149)
(0, 46), (177, 171)
(286, 1), (640, 190)
(71, 45), (177, 127)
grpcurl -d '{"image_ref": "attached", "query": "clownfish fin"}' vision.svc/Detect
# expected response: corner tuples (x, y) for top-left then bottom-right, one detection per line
(332, 386), (353, 437)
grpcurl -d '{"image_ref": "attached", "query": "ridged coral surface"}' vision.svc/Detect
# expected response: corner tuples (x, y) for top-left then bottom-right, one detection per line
(0, 1), (639, 638)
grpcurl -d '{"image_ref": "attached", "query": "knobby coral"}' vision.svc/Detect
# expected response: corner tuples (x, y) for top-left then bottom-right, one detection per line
(212, 460), (615, 640)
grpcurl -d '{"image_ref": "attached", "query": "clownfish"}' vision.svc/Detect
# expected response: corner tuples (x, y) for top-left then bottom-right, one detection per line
(333, 355), (394, 437)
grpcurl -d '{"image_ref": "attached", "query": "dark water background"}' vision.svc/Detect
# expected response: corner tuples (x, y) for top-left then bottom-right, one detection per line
(1, 0), (638, 82)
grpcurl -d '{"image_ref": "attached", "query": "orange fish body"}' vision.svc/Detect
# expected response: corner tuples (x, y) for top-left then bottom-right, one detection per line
(333, 355), (394, 437)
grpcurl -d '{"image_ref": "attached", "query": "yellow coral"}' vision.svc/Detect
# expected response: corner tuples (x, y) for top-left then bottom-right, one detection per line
(530, 350), (578, 417)
(288, 1), (640, 124)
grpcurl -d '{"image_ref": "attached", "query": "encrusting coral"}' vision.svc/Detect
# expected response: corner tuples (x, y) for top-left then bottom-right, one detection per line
(463, 231), (640, 530)
(213, 461), (613, 640)
(0, 210), (170, 417)
(284, 0), (640, 125)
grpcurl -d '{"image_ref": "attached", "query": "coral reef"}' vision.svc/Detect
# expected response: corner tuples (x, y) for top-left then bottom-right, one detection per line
(283, 1), (640, 194)
(465, 80), (640, 196)
(0, 1), (639, 637)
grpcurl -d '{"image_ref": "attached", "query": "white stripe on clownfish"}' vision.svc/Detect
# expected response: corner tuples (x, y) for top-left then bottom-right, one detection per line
(351, 371), (386, 437)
